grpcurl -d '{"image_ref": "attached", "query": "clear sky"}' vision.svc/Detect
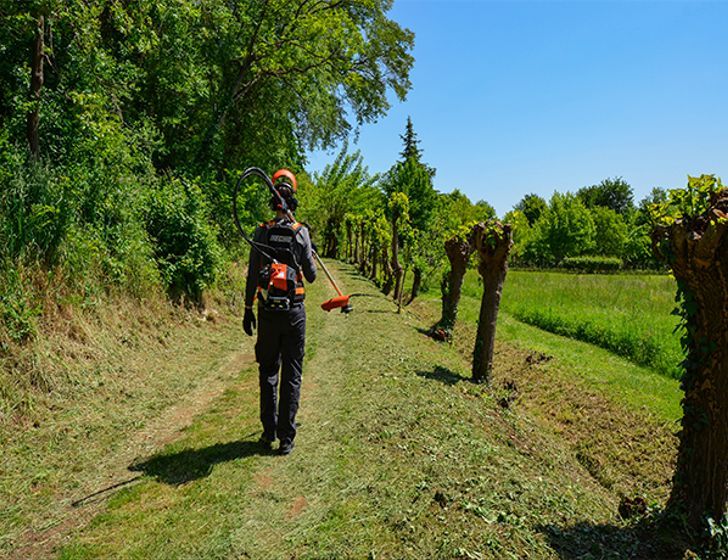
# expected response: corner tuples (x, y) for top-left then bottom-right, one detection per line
(306, 0), (728, 217)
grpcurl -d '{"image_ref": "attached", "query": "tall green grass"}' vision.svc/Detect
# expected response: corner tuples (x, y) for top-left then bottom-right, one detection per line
(461, 270), (683, 379)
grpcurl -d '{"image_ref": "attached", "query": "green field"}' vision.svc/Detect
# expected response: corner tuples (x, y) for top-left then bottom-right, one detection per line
(460, 270), (683, 379)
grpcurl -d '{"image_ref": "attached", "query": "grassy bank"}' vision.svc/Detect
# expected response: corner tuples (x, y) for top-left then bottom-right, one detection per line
(0, 264), (249, 557)
(459, 270), (683, 379)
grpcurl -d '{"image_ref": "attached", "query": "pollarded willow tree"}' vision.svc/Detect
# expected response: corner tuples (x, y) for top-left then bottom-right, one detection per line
(651, 175), (728, 533)
(471, 220), (513, 384)
(431, 225), (476, 341)
(388, 192), (410, 303)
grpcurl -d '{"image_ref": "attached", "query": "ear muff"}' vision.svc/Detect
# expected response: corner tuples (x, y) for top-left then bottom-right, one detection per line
(272, 169), (298, 192)
(270, 183), (299, 212)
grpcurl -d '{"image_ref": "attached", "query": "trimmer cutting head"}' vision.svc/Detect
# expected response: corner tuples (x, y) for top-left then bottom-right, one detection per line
(321, 295), (352, 314)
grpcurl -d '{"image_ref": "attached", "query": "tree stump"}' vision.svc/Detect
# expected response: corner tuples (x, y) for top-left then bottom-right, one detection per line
(653, 184), (728, 530)
(471, 221), (513, 384)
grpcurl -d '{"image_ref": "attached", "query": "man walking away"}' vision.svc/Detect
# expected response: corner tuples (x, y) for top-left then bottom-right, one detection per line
(242, 169), (316, 455)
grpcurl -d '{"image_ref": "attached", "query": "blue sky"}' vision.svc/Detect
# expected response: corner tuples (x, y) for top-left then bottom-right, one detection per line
(306, 0), (728, 217)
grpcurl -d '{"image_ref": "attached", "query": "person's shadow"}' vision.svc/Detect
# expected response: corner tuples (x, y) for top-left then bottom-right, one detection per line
(129, 439), (266, 486)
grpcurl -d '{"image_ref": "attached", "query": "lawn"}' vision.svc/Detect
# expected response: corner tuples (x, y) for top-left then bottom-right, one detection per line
(460, 270), (683, 379)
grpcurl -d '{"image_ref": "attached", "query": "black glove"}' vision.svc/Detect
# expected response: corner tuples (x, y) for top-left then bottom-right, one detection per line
(311, 240), (319, 254)
(243, 307), (256, 336)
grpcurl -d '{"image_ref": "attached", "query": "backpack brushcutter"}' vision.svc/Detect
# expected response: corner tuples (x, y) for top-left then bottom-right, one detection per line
(232, 167), (353, 314)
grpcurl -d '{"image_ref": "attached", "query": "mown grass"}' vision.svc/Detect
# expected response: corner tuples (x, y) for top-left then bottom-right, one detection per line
(0, 295), (247, 557)
(56, 263), (684, 559)
(460, 270), (683, 379)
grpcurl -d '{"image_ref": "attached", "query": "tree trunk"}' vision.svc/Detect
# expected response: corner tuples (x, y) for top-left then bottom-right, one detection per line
(433, 233), (475, 337)
(382, 246), (393, 295)
(391, 219), (403, 302)
(398, 267), (408, 313)
(27, 15), (45, 158)
(369, 243), (378, 281)
(353, 224), (360, 264)
(654, 190), (728, 530)
(471, 222), (513, 384)
(407, 267), (422, 305)
(324, 218), (338, 258)
(358, 223), (368, 273)
(345, 222), (352, 262)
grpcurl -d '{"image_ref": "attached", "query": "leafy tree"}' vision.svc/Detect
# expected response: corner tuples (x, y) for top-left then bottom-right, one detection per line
(592, 207), (628, 257)
(473, 200), (497, 221)
(300, 145), (380, 258)
(577, 177), (635, 216)
(635, 187), (668, 227)
(515, 193), (548, 226)
(382, 120), (439, 302)
(532, 192), (595, 265)
(503, 209), (531, 265)
(623, 225), (655, 269)
(384, 151), (437, 232)
(387, 191), (410, 302)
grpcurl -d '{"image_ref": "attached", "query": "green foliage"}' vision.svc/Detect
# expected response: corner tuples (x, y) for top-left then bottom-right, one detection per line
(399, 116), (423, 162)
(623, 225), (660, 270)
(592, 207), (628, 257)
(561, 256), (623, 272)
(515, 193), (548, 226)
(388, 191), (411, 224)
(503, 210), (531, 265)
(0, 0), (416, 326)
(522, 192), (595, 266)
(301, 145), (381, 256)
(577, 177), (635, 216)
(383, 157), (437, 231)
(706, 514), (728, 558)
(650, 174), (724, 227)
(508, 183), (668, 270)
(145, 179), (222, 301)
(0, 156), (72, 265)
(0, 267), (40, 344)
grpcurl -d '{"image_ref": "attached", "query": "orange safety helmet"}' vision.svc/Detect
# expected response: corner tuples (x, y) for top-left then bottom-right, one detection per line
(272, 168), (298, 192)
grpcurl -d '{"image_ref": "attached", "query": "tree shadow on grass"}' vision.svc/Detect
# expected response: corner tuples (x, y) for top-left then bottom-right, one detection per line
(129, 439), (266, 486)
(537, 518), (693, 560)
(416, 366), (468, 386)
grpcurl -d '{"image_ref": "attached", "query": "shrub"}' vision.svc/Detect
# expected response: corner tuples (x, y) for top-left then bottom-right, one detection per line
(0, 157), (73, 266)
(145, 178), (222, 302)
(561, 256), (623, 272)
(0, 267), (40, 344)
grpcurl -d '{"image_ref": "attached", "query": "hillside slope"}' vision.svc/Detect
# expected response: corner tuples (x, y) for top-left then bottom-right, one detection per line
(41, 262), (684, 559)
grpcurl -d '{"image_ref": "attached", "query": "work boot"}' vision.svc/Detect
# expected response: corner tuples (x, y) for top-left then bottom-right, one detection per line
(279, 440), (295, 456)
(258, 434), (275, 452)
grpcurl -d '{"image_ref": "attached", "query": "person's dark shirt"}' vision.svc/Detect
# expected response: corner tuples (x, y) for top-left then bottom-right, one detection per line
(245, 217), (317, 308)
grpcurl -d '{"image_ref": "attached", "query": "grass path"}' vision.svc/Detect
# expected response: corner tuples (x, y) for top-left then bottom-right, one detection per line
(53, 263), (681, 559)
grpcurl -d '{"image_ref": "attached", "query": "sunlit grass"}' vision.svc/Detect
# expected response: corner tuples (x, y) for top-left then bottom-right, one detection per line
(461, 270), (682, 379)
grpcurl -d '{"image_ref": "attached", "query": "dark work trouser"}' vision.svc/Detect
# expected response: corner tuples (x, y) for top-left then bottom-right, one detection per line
(255, 304), (306, 444)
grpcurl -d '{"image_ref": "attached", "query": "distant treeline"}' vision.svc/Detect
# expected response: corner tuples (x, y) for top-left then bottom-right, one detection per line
(505, 179), (666, 270)
(0, 1), (413, 344)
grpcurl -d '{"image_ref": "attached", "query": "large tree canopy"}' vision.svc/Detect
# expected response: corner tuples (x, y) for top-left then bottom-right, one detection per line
(0, 0), (415, 176)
